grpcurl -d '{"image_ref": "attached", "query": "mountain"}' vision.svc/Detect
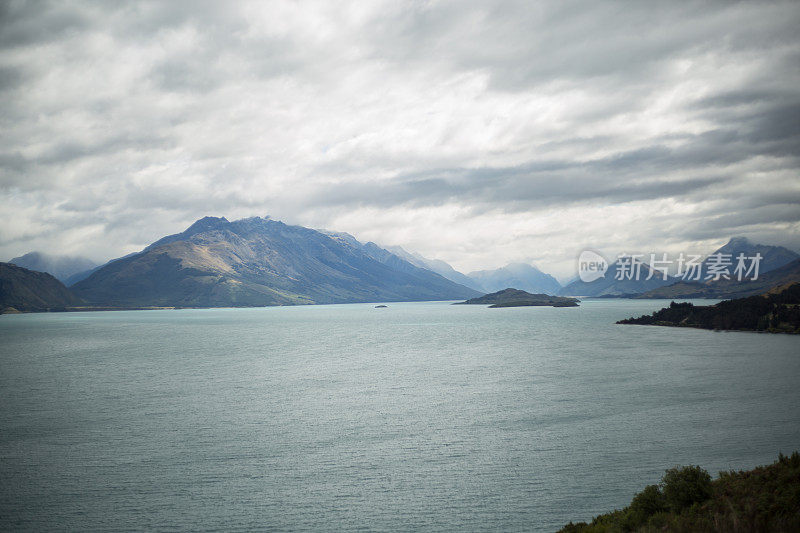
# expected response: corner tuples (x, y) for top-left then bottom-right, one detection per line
(619, 282), (800, 334)
(467, 263), (562, 295)
(62, 252), (141, 287)
(456, 288), (579, 307)
(353, 245), (562, 296)
(559, 259), (675, 297)
(0, 262), (84, 313)
(638, 258), (800, 299)
(9, 251), (96, 283)
(383, 245), (483, 290)
(702, 237), (798, 276)
(72, 216), (481, 307)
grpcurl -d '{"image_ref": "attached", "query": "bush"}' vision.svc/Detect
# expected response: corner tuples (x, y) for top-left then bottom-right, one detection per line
(661, 465), (712, 512)
(557, 453), (800, 532)
(627, 484), (666, 526)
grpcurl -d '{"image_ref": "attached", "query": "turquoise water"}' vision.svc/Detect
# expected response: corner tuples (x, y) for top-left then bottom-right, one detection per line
(1, 299), (798, 532)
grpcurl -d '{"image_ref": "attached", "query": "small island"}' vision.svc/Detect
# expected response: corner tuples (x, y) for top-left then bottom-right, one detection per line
(455, 288), (579, 308)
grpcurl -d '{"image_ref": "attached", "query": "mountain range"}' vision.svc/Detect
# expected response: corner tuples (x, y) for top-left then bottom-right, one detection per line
(5, 219), (799, 312)
(558, 259), (676, 297)
(383, 246), (562, 294)
(70, 216), (480, 307)
(559, 237), (799, 297)
(384, 245), (483, 291)
(636, 238), (799, 299)
(637, 258), (800, 299)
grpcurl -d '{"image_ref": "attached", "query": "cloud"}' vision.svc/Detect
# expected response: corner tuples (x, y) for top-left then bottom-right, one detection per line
(1, 0), (799, 277)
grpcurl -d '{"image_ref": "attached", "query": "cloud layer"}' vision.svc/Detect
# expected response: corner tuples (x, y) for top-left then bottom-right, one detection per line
(2, 0), (799, 277)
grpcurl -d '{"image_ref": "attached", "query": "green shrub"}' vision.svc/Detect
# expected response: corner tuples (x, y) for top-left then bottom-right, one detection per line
(557, 454), (800, 532)
(626, 484), (666, 527)
(660, 465), (713, 513)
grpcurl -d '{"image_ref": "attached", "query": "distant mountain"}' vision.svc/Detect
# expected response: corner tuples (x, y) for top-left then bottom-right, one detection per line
(703, 237), (798, 276)
(467, 263), (562, 295)
(560, 238), (798, 298)
(638, 258), (800, 299)
(0, 262), (83, 313)
(72, 216), (481, 307)
(9, 251), (96, 283)
(559, 259), (675, 297)
(378, 247), (563, 295)
(383, 245), (483, 291)
(456, 288), (579, 308)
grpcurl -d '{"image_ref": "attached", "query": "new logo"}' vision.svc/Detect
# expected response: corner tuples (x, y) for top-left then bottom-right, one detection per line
(578, 250), (608, 282)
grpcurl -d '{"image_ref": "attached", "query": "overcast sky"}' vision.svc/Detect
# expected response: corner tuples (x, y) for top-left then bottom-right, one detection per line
(1, 0), (799, 278)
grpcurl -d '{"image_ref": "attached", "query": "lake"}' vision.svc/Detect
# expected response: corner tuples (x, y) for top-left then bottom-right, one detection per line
(1, 299), (798, 531)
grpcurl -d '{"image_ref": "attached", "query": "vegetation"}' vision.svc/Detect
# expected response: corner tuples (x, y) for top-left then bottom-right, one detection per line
(618, 282), (800, 333)
(0, 262), (84, 313)
(558, 452), (800, 532)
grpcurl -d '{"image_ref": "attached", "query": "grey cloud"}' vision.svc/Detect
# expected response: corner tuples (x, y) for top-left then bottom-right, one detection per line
(0, 65), (26, 92)
(303, 159), (728, 212)
(0, 0), (90, 48)
(1, 0), (799, 268)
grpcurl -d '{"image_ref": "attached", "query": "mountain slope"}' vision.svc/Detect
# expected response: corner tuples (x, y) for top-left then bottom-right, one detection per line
(383, 245), (483, 291)
(72, 216), (480, 307)
(0, 262), (84, 312)
(63, 252), (141, 286)
(703, 237), (798, 276)
(468, 263), (562, 294)
(559, 259), (675, 297)
(638, 258), (800, 299)
(9, 251), (96, 283)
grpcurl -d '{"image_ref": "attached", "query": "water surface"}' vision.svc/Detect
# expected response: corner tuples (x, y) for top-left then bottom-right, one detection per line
(1, 299), (798, 531)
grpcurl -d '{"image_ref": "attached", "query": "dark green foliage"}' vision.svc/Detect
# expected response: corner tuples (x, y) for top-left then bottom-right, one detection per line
(557, 452), (800, 532)
(0, 262), (84, 312)
(618, 282), (800, 333)
(661, 466), (712, 513)
(627, 484), (666, 525)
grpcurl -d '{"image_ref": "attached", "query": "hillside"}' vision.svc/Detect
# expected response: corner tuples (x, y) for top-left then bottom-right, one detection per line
(379, 247), (563, 295)
(383, 245), (483, 291)
(559, 452), (800, 532)
(618, 282), (800, 333)
(704, 237), (798, 276)
(560, 239), (798, 298)
(71, 216), (481, 307)
(638, 258), (800, 299)
(0, 262), (84, 313)
(456, 288), (579, 307)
